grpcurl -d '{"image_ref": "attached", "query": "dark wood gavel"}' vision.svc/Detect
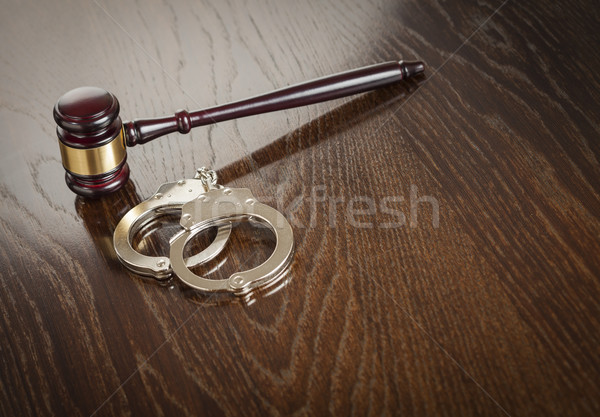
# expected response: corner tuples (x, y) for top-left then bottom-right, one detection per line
(53, 60), (424, 197)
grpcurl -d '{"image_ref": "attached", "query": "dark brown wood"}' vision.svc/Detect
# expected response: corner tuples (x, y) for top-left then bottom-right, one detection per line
(53, 61), (423, 198)
(1, 0), (600, 416)
(53, 87), (131, 197)
(64, 162), (130, 199)
(124, 61), (423, 145)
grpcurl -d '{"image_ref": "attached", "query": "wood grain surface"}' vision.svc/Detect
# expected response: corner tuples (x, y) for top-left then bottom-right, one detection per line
(1, 0), (599, 416)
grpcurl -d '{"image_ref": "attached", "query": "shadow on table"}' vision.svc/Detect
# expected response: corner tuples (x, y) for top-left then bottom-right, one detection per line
(217, 77), (423, 183)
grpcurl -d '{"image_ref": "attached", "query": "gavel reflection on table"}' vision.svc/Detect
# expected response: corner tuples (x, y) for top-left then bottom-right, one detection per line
(53, 60), (424, 197)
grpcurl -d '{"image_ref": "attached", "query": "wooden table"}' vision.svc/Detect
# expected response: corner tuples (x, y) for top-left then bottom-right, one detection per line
(1, 0), (599, 415)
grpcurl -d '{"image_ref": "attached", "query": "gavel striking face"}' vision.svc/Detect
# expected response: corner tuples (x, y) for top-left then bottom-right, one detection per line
(53, 60), (424, 197)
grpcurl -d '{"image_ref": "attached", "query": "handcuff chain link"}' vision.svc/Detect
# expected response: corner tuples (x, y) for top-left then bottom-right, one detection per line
(194, 166), (218, 191)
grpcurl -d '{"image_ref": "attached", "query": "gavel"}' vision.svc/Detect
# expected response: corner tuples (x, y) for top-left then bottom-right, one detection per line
(53, 60), (424, 197)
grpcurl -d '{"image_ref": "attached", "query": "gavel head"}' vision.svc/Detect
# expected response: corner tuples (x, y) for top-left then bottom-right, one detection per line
(53, 86), (129, 198)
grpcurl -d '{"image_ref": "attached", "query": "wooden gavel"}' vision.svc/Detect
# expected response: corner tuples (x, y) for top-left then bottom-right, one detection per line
(53, 60), (424, 197)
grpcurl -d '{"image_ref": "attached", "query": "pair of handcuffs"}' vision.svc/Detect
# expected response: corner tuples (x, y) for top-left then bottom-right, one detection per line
(113, 168), (294, 295)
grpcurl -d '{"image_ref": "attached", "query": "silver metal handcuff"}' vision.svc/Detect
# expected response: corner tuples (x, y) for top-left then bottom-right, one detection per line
(113, 168), (294, 295)
(113, 168), (231, 279)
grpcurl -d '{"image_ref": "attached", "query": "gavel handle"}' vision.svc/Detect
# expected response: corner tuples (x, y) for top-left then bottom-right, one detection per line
(124, 60), (424, 146)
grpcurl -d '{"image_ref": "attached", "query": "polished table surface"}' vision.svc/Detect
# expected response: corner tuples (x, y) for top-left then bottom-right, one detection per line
(1, 0), (599, 416)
